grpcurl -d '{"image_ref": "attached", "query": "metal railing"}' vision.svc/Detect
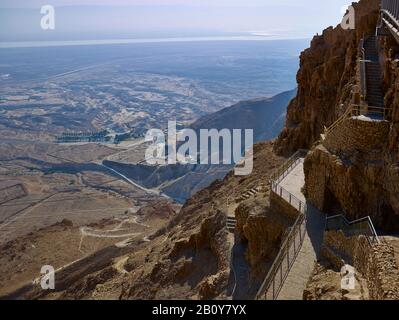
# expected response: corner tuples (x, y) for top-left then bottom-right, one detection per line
(382, 0), (399, 24)
(381, 0), (399, 42)
(351, 104), (388, 119)
(357, 36), (388, 118)
(359, 59), (369, 99)
(359, 62), (368, 100)
(272, 183), (307, 215)
(324, 105), (354, 136)
(256, 212), (306, 300)
(324, 104), (388, 139)
(256, 149), (308, 300)
(270, 149), (308, 184)
(326, 215), (380, 246)
(358, 36), (370, 100)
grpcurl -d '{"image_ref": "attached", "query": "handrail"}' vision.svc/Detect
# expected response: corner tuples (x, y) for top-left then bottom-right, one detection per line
(272, 182), (307, 214)
(359, 36), (366, 60)
(324, 105), (354, 136)
(270, 149), (308, 184)
(324, 104), (388, 138)
(256, 150), (308, 300)
(359, 36), (369, 99)
(359, 59), (368, 99)
(230, 240), (238, 299)
(256, 212), (306, 300)
(352, 104), (389, 119)
(325, 214), (380, 245)
(381, 0), (399, 31)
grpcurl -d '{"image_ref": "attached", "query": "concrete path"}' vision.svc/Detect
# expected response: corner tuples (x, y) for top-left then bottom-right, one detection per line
(271, 157), (326, 300)
(277, 205), (325, 300)
(278, 159), (306, 203)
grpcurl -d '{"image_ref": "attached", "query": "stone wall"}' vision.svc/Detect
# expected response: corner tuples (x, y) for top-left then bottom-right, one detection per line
(323, 117), (390, 154)
(322, 231), (399, 300)
(304, 145), (399, 230)
(269, 191), (301, 221)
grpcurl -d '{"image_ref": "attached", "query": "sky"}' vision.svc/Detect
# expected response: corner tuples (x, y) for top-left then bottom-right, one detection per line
(0, 0), (353, 42)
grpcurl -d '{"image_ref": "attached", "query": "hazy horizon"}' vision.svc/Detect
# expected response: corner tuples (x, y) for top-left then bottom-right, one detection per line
(0, 0), (352, 43)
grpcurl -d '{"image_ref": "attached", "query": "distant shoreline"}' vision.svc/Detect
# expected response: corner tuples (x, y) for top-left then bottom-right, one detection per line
(0, 35), (308, 49)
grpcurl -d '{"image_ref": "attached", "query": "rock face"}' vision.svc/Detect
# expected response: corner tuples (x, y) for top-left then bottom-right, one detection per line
(304, 145), (399, 230)
(235, 198), (293, 277)
(274, 0), (379, 155)
(10, 142), (286, 300)
(383, 37), (399, 160)
(116, 143), (287, 300)
(272, 0), (399, 227)
(305, 231), (399, 300)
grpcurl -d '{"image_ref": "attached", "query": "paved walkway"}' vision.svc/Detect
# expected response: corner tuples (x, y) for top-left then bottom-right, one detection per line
(277, 205), (325, 300)
(274, 158), (326, 300)
(278, 159), (306, 203)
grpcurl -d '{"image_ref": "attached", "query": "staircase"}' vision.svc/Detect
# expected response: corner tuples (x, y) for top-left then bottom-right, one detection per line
(227, 216), (236, 233)
(238, 186), (263, 202)
(363, 36), (385, 115)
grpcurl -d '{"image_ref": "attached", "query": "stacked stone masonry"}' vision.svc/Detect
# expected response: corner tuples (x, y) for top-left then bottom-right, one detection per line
(322, 231), (399, 300)
(323, 117), (390, 154)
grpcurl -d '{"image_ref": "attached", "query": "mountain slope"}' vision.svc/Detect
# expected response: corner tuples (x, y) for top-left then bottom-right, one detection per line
(192, 89), (296, 143)
(105, 90), (296, 202)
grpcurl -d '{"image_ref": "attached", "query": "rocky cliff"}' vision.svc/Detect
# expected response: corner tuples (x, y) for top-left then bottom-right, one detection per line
(272, 0), (399, 228)
(275, 0), (380, 155)
(9, 142), (291, 300)
(5, 0), (399, 301)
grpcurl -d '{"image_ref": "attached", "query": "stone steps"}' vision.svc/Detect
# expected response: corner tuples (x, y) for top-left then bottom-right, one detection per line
(363, 37), (384, 110)
(227, 216), (236, 232)
(237, 186), (264, 202)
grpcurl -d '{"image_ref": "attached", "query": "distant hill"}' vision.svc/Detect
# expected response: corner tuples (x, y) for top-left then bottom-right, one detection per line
(104, 89), (296, 203)
(191, 89), (297, 143)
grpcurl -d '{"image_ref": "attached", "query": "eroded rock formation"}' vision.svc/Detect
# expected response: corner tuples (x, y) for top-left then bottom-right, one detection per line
(275, 0), (380, 155)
